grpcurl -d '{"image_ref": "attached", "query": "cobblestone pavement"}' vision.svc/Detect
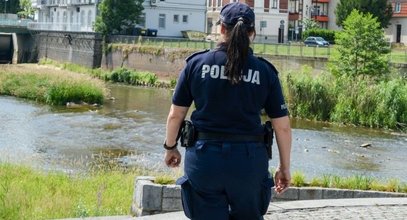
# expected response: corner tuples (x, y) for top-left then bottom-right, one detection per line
(264, 205), (407, 220)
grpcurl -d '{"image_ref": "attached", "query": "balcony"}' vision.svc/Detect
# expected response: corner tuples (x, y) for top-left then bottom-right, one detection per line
(289, 12), (300, 20)
(314, 15), (329, 22)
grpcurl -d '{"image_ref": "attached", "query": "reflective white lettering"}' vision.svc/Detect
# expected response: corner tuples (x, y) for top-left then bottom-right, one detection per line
(251, 71), (260, 85)
(220, 66), (227, 79)
(201, 65), (261, 85)
(210, 65), (220, 78)
(202, 65), (210, 78)
(243, 70), (252, 82)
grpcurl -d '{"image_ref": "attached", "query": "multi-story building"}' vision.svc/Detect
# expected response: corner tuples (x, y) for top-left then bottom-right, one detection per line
(140, 0), (206, 37)
(206, 0), (289, 43)
(386, 0), (407, 44)
(30, 0), (206, 36)
(31, 0), (98, 32)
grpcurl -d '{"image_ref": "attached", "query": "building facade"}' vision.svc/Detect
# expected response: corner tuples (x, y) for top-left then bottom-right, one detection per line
(31, 0), (97, 32)
(140, 0), (206, 37)
(386, 0), (407, 44)
(206, 0), (289, 43)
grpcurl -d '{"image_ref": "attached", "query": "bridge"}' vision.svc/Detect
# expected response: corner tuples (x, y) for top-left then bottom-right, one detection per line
(0, 15), (32, 64)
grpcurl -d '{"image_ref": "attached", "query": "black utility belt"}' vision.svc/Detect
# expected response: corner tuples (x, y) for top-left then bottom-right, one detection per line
(196, 132), (264, 142)
(178, 120), (273, 159)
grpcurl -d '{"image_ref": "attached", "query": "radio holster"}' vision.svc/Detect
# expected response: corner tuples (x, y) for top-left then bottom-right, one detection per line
(263, 121), (274, 159)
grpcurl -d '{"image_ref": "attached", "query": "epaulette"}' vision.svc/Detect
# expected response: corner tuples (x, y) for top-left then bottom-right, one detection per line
(185, 49), (210, 62)
(258, 56), (279, 75)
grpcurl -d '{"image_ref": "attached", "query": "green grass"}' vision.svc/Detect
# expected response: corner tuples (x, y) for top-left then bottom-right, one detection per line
(1, 164), (405, 220)
(0, 65), (107, 105)
(0, 163), (145, 220)
(288, 172), (407, 193)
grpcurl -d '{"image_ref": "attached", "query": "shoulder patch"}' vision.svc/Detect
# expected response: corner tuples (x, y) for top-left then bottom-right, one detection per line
(185, 49), (210, 62)
(258, 57), (279, 75)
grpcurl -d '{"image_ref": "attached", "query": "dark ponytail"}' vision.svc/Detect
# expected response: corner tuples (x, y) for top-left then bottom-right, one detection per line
(224, 18), (254, 84)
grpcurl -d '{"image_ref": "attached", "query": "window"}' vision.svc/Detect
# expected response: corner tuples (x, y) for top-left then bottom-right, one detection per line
(159, 14), (166, 28)
(56, 11), (60, 23)
(260, 21), (267, 28)
(272, 0), (278, 9)
(183, 15), (188, 23)
(174, 14), (179, 23)
(137, 13), (146, 27)
(70, 11), (74, 23)
(80, 10), (85, 27)
(217, 0), (221, 7)
(395, 2), (401, 13)
(87, 10), (92, 28)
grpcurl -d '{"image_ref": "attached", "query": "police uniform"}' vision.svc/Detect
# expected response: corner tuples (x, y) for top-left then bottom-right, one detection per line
(173, 44), (289, 220)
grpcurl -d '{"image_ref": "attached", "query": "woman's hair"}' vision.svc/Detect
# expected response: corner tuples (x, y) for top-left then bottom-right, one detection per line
(223, 18), (255, 84)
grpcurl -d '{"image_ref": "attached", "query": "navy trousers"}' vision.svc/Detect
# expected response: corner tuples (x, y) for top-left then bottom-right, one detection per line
(176, 140), (274, 220)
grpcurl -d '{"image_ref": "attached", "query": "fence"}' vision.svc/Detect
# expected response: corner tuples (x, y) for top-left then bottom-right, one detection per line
(110, 35), (407, 64)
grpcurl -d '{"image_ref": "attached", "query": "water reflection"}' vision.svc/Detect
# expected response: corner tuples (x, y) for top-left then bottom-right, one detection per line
(0, 84), (406, 182)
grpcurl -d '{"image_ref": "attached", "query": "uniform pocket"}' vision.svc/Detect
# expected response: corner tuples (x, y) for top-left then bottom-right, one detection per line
(176, 176), (193, 218)
(260, 176), (275, 215)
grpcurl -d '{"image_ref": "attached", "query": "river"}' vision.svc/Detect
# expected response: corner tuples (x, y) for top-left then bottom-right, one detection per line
(0, 84), (406, 182)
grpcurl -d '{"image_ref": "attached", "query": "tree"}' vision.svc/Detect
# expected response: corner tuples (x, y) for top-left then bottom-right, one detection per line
(94, 0), (144, 37)
(17, 0), (35, 19)
(330, 10), (390, 78)
(335, 0), (393, 28)
(303, 18), (320, 31)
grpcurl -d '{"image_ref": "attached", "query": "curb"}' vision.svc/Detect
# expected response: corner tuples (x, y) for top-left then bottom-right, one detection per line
(131, 176), (407, 216)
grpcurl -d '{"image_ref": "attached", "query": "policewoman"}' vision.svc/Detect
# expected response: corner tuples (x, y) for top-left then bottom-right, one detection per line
(163, 2), (292, 220)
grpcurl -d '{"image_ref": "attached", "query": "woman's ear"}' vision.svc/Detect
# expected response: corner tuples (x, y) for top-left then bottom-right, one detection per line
(220, 24), (226, 34)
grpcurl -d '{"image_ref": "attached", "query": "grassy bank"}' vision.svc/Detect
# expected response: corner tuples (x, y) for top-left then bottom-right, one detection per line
(0, 65), (107, 105)
(1, 163), (404, 220)
(38, 59), (175, 88)
(0, 163), (156, 220)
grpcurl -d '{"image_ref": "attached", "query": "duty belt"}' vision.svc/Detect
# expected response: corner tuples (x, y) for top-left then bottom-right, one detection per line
(197, 132), (263, 142)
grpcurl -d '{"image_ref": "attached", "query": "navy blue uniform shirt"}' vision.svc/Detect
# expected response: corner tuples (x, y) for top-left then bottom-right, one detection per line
(172, 46), (288, 135)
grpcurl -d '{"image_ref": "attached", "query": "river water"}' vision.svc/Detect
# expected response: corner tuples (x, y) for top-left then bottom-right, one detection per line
(0, 84), (406, 182)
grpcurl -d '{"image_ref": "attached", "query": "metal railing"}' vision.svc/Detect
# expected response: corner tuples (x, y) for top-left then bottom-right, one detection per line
(109, 35), (407, 64)
(27, 22), (94, 32)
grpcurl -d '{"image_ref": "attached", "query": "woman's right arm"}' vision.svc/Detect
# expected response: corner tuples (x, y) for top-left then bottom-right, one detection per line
(271, 116), (292, 194)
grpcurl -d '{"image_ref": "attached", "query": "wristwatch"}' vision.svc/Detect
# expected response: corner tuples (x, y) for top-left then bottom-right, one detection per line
(163, 140), (178, 150)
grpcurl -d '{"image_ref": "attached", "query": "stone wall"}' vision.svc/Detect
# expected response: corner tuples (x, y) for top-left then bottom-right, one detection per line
(102, 47), (407, 78)
(131, 176), (407, 217)
(35, 32), (103, 68)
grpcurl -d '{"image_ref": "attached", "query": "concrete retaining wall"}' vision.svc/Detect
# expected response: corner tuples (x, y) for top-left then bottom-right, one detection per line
(35, 32), (103, 68)
(131, 176), (407, 217)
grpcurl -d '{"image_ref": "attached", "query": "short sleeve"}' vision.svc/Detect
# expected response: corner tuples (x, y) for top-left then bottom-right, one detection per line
(264, 76), (289, 118)
(172, 64), (193, 107)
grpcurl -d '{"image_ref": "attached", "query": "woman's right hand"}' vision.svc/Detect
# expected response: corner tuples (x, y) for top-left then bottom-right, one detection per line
(274, 167), (291, 194)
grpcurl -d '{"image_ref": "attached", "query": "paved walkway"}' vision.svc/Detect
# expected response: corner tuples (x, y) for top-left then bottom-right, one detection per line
(63, 197), (407, 220)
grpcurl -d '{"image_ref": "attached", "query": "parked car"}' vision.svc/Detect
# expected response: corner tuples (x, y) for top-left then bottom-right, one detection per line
(304, 36), (330, 47)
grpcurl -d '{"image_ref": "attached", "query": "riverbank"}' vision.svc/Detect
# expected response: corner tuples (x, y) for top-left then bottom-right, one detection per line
(0, 64), (107, 105)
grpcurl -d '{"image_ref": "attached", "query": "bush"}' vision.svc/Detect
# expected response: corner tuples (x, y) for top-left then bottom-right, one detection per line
(331, 76), (407, 129)
(282, 68), (336, 121)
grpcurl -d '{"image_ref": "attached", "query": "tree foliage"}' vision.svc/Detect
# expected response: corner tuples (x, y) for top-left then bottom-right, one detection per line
(94, 0), (144, 37)
(17, 0), (35, 19)
(335, 0), (393, 28)
(303, 18), (320, 30)
(330, 10), (390, 78)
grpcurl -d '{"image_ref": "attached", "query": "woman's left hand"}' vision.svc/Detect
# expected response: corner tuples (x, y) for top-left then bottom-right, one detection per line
(164, 148), (182, 167)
